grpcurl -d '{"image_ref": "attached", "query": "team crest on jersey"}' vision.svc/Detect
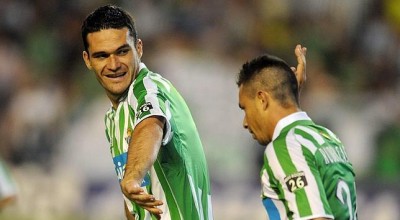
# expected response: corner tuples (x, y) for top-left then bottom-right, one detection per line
(136, 102), (153, 119)
(284, 171), (308, 192)
(125, 128), (133, 144)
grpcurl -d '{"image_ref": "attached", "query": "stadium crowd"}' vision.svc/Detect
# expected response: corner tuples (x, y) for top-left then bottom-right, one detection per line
(0, 0), (399, 219)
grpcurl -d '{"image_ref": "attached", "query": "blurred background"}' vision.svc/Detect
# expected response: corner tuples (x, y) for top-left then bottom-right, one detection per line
(0, 0), (399, 219)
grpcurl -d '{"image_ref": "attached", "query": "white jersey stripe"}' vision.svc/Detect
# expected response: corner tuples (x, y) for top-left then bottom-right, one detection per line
(286, 129), (326, 218)
(150, 166), (171, 220)
(154, 160), (184, 219)
(266, 142), (299, 215)
(188, 175), (204, 220)
(296, 126), (325, 145)
(294, 133), (318, 154)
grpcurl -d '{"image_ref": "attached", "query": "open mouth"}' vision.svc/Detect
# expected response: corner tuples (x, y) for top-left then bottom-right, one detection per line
(106, 72), (127, 78)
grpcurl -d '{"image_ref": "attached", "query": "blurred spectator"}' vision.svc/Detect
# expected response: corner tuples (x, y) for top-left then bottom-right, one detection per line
(0, 0), (398, 219)
(0, 159), (17, 211)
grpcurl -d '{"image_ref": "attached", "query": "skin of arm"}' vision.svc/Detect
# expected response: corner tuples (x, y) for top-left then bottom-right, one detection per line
(121, 116), (165, 218)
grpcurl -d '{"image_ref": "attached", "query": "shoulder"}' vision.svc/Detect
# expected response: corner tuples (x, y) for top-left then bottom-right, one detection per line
(267, 126), (300, 155)
(266, 124), (319, 163)
(134, 69), (171, 89)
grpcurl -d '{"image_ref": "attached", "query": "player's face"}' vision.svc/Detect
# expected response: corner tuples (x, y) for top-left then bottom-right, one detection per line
(83, 28), (142, 106)
(239, 85), (270, 145)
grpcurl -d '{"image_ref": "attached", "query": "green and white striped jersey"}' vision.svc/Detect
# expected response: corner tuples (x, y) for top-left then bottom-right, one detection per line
(261, 112), (357, 220)
(105, 63), (213, 220)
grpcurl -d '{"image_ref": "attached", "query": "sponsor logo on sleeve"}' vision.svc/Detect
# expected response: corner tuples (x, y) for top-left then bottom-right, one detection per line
(136, 102), (153, 119)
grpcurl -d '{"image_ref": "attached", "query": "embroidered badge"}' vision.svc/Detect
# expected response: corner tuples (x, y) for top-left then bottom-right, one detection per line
(284, 171), (308, 192)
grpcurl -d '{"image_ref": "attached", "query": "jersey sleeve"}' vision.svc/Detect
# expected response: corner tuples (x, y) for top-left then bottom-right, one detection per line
(129, 75), (172, 146)
(263, 127), (334, 219)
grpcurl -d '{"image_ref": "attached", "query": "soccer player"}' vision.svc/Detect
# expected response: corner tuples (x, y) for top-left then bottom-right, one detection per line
(81, 5), (212, 220)
(237, 52), (358, 219)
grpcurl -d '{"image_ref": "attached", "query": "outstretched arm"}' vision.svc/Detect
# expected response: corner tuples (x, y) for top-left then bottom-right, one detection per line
(291, 44), (307, 92)
(121, 116), (165, 219)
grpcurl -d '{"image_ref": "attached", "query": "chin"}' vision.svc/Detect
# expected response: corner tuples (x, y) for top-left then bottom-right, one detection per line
(258, 139), (271, 146)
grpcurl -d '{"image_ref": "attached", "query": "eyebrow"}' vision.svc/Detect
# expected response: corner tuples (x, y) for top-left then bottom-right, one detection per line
(91, 44), (131, 58)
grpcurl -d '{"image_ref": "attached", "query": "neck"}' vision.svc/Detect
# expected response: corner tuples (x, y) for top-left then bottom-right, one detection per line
(108, 89), (130, 110)
(268, 105), (300, 139)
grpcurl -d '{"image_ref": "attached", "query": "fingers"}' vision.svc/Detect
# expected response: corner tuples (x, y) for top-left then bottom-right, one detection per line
(123, 185), (164, 216)
(292, 44), (307, 90)
(140, 203), (163, 216)
(121, 181), (163, 217)
(130, 193), (163, 206)
(137, 199), (163, 217)
(294, 44), (307, 72)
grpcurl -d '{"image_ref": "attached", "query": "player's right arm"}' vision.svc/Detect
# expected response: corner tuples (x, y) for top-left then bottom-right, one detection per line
(120, 116), (164, 218)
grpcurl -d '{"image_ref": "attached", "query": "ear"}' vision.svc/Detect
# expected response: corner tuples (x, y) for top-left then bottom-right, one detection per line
(136, 39), (143, 59)
(82, 51), (92, 70)
(257, 91), (270, 110)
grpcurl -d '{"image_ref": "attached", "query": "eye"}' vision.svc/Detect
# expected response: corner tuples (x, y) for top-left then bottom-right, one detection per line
(117, 48), (130, 56)
(93, 53), (109, 59)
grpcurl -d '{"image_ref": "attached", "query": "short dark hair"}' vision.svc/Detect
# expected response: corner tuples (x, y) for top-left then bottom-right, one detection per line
(81, 5), (138, 52)
(237, 54), (299, 107)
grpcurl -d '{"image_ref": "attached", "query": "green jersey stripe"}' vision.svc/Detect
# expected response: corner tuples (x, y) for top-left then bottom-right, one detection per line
(153, 159), (184, 220)
(276, 133), (313, 218)
(118, 105), (126, 153)
(266, 143), (297, 219)
(261, 158), (290, 218)
(286, 128), (330, 217)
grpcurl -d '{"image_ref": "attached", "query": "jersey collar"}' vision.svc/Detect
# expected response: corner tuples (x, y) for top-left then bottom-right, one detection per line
(109, 62), (148, 109)
(272, 111), (311, 140)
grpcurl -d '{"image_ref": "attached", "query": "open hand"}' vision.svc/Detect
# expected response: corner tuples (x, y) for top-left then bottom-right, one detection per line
(121, 179), (163, 219)
(291, 44), (307, 91)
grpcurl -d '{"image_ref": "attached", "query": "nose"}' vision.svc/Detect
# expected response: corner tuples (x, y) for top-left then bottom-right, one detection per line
(108, 54), (121, 71)
(243, 117), (248, 129)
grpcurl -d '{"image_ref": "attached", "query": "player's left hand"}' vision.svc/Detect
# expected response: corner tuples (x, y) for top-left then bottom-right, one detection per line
(121, 180), (163, 219)
(291, 44), (307, 91)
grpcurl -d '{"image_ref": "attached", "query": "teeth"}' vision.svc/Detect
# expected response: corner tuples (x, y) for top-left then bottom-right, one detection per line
(108, 72), (126, 78)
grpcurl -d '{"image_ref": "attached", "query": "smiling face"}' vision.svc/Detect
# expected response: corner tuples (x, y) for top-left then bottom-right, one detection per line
(82, 28), (143, 107)
(238, 84), (272, 145)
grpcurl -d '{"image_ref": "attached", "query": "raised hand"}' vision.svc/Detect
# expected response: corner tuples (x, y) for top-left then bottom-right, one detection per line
(291, 44), (307, 91)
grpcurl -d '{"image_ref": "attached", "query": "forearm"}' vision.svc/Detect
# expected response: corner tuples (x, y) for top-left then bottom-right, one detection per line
(124, 116), (165, 184)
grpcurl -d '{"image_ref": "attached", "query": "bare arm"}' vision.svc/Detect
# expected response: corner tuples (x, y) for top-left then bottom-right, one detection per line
(120, 116), (164, 218)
